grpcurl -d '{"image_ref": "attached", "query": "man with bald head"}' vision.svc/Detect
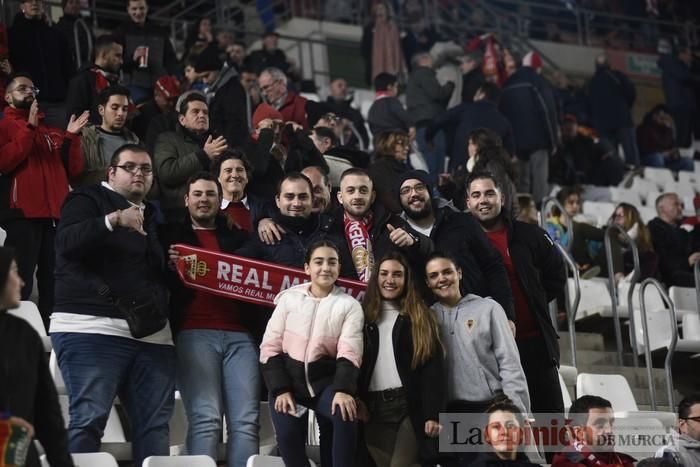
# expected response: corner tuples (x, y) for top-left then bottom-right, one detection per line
(649, 192), (700, 287)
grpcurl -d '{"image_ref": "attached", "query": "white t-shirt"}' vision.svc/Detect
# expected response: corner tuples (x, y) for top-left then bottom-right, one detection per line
(368, 301), (403, 391)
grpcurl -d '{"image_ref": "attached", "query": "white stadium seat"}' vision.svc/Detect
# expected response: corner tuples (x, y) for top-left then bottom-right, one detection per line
(610, 187), (641, 206)
(143, 455), (217, 467)
(42, 452), (119, 467)
(644, 167), (675, 189)
(570, 279), (612, 320)
(582, 201), (615, 227)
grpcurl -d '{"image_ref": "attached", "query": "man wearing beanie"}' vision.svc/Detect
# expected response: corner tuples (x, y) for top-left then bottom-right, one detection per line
(0, 246), (75, 467)
(379, 170), (515, 326)
(154, 91), (228, 223)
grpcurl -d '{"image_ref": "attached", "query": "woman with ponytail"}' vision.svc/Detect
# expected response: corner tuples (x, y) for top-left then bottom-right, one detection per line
(358, 251), (444, 466)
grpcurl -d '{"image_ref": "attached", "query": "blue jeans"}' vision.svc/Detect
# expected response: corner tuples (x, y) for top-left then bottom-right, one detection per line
(176, 329), (260, 467)
(51, 332), (175, 466)
(415, 126), (446, 183)
(641, 152), (695, 172)
(270, 386), (358, 467)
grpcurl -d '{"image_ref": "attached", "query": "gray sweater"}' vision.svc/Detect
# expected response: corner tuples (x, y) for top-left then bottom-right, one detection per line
(432, 294), (530, 415)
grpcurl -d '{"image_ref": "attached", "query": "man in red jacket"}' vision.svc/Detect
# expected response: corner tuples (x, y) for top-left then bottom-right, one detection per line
(0, 73), (89, 329)
(258, 67), (308, 128)
(553, 395), (635, 467)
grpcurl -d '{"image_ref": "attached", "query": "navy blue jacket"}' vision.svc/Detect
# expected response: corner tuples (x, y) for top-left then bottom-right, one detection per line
(235, 213), (331, 268)
(658, 54), (698, 111)
(428, 100), (515, 168)
(54, 184), (168, 319)
(586, 66), (636, 131)
(499, 67), (558, 157)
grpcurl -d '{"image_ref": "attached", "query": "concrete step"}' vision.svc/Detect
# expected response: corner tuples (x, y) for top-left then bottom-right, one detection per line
(560, 349), (620, 366)
(558, 331), (605, 352)
(573, 364), (670, 391)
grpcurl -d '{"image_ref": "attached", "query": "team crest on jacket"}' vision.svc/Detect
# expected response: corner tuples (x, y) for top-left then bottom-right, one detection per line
(466, 319), (476, 333)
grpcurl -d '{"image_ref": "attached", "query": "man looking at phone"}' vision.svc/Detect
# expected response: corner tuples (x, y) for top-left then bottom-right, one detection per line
(154, 91), (228, 223)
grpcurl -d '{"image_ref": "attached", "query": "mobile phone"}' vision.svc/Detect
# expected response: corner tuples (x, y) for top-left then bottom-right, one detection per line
(290, 404), (309, 418)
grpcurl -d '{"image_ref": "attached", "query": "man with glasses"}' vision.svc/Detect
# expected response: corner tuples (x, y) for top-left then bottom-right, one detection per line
(8, 0), (74, 127)
(51, 144), (175, 466)
(154, 92), (228, 223)
(380, 170), (514, 319)
(0, 73), (89, 329)
(657, 393), (700, 466)
(258, 67), (309, 128)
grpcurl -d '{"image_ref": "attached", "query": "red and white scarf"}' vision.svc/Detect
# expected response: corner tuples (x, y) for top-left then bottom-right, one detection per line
(343, 212), (374, 282)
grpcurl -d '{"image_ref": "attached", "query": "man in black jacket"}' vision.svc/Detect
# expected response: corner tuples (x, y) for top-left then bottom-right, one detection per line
(114, 0), (179, 104)
(9, 0), (74, 127)
(64, 35), (123, 126)
(427, 82), (514, 171)
(649, 193), (700, 287)
(466, 171), (566, 422)
(586, 55), (639, 167)
(499, 59), (558, 204)
(50, 144), (174, 466)
(387, 170), (515, 323)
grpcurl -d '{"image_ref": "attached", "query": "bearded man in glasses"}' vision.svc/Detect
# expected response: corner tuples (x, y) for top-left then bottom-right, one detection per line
(0, 72), (89, 329)
(51, 143), (175, 466)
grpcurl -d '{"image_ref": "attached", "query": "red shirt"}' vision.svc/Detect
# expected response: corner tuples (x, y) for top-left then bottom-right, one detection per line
(181, 230), (246, 332)
(485, 227), (540, 339)
(223, 200), (252, 233)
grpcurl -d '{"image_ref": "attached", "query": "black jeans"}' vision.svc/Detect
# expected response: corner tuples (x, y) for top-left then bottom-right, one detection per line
(517, 337), (565, 462)
(2, 218), (55, 330)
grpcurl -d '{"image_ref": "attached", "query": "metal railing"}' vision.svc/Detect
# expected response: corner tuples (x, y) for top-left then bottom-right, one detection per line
(557, 242), (582, 368)
(73, 17), (93, 69)
(695, 259), (700, 317)
(540, 197), (574, 252)
(637, 278), (677, 411)
(603, 224), (641, 367)
(539, 197), (580, 367)
(471, 0), (699, 51)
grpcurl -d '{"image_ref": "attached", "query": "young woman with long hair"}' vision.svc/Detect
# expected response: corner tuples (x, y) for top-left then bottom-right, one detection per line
(260, 240), (364, 467)
(608, 202), (658, 281)
(359, 251), (444, 466)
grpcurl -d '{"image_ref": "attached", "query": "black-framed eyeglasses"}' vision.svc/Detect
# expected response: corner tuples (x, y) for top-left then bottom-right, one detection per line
(399, 183), (428, 196)
(682, 416), (700, 422)
(113, 163), (153, 175)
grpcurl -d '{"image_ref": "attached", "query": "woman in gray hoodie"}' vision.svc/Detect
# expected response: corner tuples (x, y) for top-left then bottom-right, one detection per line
(426, 252), (531, 465)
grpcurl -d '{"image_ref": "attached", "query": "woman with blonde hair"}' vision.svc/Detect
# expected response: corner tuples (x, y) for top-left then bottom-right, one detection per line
(608, 202), (658, 281)
(358, 251), (444, 466)
(368, 130), (411, 213)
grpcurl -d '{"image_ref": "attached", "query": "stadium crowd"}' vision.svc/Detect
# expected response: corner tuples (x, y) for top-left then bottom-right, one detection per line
(0, 0), (700, 466)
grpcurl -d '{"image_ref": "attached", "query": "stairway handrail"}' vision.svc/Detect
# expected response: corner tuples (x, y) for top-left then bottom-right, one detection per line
(73, 17), (93, 70)
(604, 224), (641, 368)
(638, 278), (677, 411)
(695, 260), (700, 320)
(554, 242), (581, 368)
(540, 197), (574, 253)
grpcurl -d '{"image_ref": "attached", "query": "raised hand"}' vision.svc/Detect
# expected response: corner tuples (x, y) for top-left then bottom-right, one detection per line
(66, 111), (90, 134)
